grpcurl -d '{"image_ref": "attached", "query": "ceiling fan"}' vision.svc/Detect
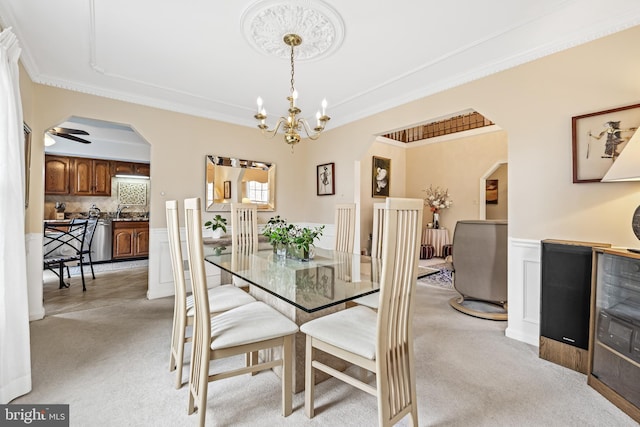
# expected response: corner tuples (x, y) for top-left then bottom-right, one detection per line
(48, 127), (91, 144)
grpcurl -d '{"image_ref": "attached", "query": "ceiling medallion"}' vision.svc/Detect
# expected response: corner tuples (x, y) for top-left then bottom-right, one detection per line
(241, 0), (345, 61)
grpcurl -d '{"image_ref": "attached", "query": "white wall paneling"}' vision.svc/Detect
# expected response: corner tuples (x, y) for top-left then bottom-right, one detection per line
(505, 238), (541, 346)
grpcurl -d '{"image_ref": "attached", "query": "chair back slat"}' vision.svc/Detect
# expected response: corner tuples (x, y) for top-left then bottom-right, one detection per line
(184, 198), (211, 405)
(231, 203), (258, 250)
(334, 203), (356, 253)
(376, 198), (422, 426)
(371, 202), (386, 258)
(165, 200), (188, 345)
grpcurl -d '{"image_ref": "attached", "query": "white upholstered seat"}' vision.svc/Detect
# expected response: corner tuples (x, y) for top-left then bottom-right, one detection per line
(165, 200), (255, 389)
(301, 197), (423, 427)
(184, 197), (298, 426)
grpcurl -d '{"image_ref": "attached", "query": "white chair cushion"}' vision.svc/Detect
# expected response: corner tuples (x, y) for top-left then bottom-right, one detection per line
(186, 285), (256, 317)
(300, 306), (377, 360)
(209, 301), (298, 350)
(352, 292), (379, 309)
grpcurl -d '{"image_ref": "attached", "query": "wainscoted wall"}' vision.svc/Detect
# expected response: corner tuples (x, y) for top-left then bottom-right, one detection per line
(506, 238), (542, 346)
(26, 233), (45, 321)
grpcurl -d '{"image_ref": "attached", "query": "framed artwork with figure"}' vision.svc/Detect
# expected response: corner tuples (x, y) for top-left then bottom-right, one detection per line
(317, 162), (335, 196)
(572, 103), (640, 183)
(372, 156), (390, 198)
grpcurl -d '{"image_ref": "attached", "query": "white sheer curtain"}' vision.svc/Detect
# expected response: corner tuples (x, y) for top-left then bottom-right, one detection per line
(0, 27), (31, 403)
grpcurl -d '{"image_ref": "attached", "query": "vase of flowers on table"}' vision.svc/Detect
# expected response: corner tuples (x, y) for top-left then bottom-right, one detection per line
(262, 216), (290, 259)
(423, 185), (453, 229)
(288, 225), (325, 261)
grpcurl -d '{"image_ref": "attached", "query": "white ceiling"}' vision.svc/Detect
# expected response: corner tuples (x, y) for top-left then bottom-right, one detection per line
(3, 0), (640, 148)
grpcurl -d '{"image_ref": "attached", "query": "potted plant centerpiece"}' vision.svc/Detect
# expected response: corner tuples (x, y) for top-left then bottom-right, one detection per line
(288, 225), (325, 261)
(263, 216), (291, 258)
(204, 214), (227, 239)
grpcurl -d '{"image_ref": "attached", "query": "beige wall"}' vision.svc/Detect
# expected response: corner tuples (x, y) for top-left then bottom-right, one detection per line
(405, 130), (508, 232)
(22, 25), (640, 253)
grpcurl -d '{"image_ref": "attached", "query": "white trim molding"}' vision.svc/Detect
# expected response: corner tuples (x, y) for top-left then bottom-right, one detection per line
(506, 238), (541, 346)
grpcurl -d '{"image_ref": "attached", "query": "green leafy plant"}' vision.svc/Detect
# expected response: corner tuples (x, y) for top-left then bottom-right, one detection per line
(289, 225), (325, 255)
(204, 215), (227, 233)
(263, 216), (290, 246)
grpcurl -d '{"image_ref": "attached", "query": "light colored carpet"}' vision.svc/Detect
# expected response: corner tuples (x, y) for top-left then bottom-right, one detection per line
(14, 271), (638, 426)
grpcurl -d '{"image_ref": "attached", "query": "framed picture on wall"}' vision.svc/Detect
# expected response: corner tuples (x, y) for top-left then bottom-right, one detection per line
(24, 123), (32, 208)
(223, 180), (231, 199)
(317, 162), (335, 196)
(572, 103), (640, 183)
(372, 156), (390, 198)
(486, 179), (498, 204)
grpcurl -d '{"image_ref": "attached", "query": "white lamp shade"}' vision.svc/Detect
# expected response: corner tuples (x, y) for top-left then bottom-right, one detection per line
(601, 128), (640, 182)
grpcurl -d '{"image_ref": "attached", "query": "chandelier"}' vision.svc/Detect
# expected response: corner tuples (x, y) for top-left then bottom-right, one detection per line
(254, 33), (330, 148)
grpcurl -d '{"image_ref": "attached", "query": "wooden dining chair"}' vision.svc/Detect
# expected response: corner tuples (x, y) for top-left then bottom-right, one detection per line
(231, 203), (258, 249)
(334, 203), (356, 253)
(165, 200), (256, 389)
(183, 197), (298, 426)
(301, 197), (423, 427)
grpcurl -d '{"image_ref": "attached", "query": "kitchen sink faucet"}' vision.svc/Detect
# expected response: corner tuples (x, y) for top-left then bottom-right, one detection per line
(116, 205), (129, 219)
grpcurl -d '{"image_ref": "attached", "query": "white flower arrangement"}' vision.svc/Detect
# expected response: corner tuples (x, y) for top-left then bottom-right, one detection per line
(422, 185), (453, 213)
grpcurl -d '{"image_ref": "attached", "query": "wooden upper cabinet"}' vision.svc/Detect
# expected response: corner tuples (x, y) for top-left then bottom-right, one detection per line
(134, 163), (150, 176)
(44, 155), (70, 195)
(112, 161), (150, 177)
(112, 161), (135, 175)
(70, 158), (112, 196)
(93, 160), (111, 195)
(45, 155), (148, 196)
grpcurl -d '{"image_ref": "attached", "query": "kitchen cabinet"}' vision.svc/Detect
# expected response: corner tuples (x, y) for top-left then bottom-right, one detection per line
(112, 221), (149, 259)
(71, 157), (111, 196)
(588, 248), (640, 422)
(112, 161), (150, 177)
(44, 155), (71, 195)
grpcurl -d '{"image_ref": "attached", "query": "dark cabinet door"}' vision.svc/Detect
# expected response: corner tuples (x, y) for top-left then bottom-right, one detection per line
(44, 155), (70, 195)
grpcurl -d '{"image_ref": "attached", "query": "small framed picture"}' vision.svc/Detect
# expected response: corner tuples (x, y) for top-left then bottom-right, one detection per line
(486, 179), (498, 204)
(223, 180), (231, 199)
(317, 162), (335, 196)
(572, 103), (640, 183)
(372, 156), (390, 198)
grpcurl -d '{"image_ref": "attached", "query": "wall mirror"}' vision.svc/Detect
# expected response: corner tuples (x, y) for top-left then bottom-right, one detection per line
(205, 155), (275, 212)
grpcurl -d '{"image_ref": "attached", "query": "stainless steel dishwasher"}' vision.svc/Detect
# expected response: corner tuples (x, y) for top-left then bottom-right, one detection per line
(91, 219), (113, 262)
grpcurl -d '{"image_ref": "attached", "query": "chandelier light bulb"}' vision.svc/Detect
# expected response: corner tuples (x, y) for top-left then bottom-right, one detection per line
(316, 111), (321, 127)
(321, 98), (327, 116)
(256, 96), (263, 113)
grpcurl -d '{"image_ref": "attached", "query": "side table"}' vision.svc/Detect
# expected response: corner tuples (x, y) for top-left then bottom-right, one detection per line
(421, 227), (450, 257)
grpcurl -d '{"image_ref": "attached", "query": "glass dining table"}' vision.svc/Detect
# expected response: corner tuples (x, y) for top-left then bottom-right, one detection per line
(204, 243), (382, 313)
(203, 242), (437, 393)
(204, 242), (438, 312)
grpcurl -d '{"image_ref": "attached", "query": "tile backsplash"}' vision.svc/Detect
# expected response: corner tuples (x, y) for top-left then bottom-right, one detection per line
(44, 177), (150, 219)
